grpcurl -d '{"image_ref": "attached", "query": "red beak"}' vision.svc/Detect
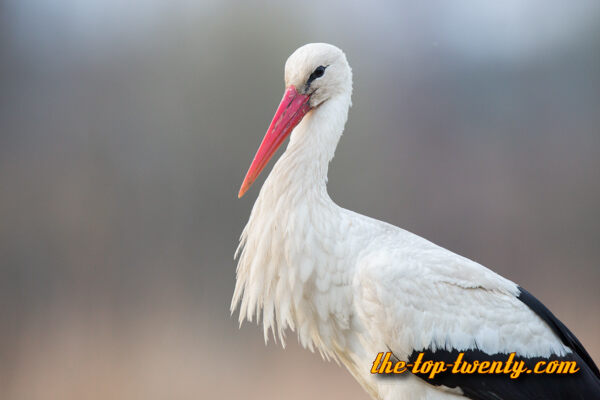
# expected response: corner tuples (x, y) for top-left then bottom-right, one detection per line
(238, 86), (311, 198)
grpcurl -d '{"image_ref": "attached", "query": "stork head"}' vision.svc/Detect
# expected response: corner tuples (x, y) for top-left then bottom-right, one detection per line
(285, 43), (352, 108)
(238, 43), (351, 198)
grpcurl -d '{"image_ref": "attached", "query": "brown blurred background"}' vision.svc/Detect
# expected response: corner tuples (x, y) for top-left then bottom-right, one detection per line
(1, 1), (599, 399)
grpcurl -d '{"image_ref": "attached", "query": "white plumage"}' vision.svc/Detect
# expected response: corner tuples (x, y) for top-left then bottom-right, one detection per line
(232, 43), (599, 400)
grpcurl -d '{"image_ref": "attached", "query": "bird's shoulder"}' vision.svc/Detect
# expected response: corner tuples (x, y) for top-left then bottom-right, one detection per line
(351, 219), (518, 295)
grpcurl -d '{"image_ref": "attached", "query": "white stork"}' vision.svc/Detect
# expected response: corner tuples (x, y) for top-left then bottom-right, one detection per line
(231, 43), (600, 399)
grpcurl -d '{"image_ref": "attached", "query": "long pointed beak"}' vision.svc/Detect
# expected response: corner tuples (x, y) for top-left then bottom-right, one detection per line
(238, 86), (311, 198)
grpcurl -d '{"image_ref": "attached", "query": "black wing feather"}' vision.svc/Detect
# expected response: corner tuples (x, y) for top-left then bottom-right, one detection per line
(517, 286), (600, 379)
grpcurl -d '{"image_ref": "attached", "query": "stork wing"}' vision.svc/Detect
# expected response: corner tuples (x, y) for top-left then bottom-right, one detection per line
(354, 234), (600, 399)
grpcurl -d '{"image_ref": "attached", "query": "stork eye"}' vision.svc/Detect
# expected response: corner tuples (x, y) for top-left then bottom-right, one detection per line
(308, 65), (327, 83)
(313, 65), (326, 78)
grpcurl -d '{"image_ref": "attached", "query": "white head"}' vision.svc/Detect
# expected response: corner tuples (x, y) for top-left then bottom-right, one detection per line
(285, 43), (352, 108)
(239, 43), (352, 197)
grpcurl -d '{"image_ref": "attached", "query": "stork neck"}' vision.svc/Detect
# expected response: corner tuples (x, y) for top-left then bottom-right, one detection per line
(235, 89), (353, 353)
(265, 91), (351, 201)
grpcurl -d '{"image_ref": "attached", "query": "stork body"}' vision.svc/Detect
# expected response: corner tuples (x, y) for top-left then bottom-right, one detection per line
(232, 43), (600, 400)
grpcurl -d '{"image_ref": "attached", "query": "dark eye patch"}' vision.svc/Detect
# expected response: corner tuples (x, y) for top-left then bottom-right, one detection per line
(306, 65), (327, 86)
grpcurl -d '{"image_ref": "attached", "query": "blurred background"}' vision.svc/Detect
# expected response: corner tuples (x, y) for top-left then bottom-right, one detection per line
(1, 0), (599, 399)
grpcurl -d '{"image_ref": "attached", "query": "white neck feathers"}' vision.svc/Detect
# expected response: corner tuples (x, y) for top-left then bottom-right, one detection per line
(231, 90), (353, 355)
